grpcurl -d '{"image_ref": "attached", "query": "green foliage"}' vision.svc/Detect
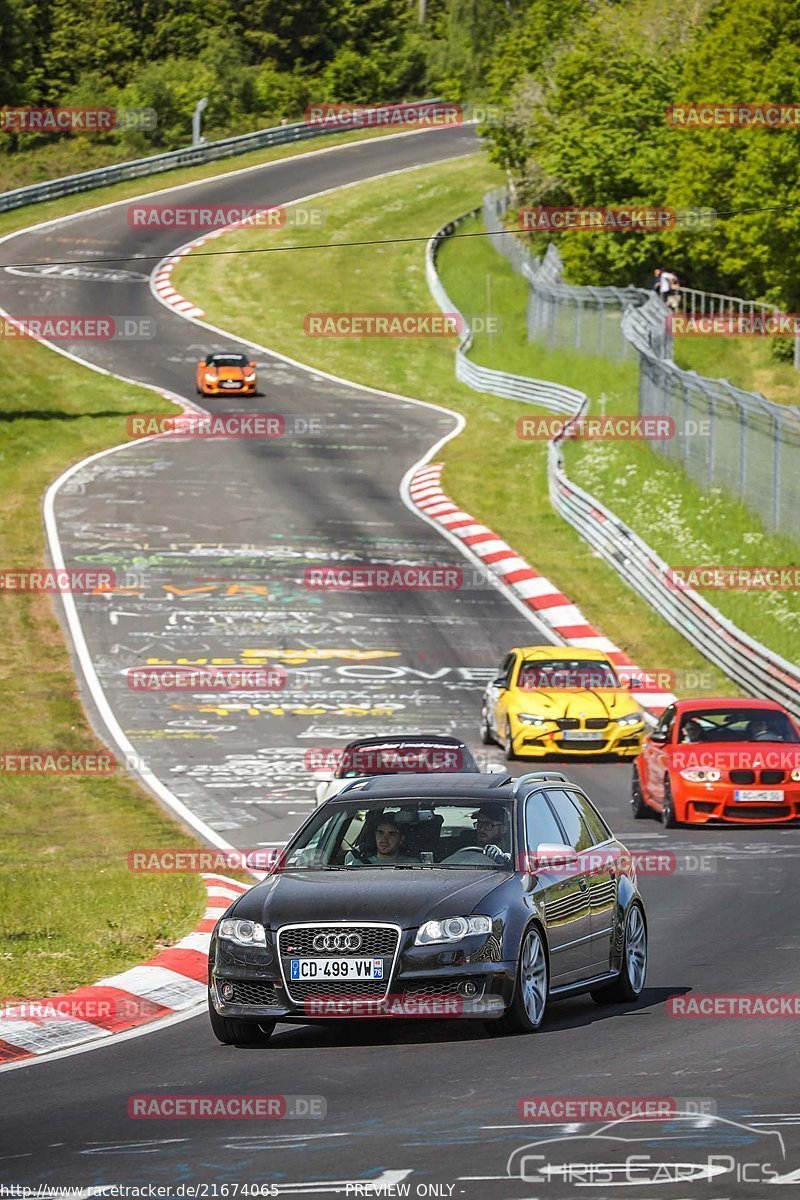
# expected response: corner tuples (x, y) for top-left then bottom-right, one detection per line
(484, 0), (800, 306)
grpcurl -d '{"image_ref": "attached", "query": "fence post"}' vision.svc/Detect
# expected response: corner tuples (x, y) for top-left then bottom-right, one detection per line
(772, 412), (781, 530)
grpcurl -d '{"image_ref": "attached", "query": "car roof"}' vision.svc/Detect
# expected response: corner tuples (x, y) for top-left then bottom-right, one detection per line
(343, 734), (469, 749)
(335, 772), (510, 799)
(331, 771), (576, 803)
(514, 646), (612, 662)
(673, 698), (787, 713)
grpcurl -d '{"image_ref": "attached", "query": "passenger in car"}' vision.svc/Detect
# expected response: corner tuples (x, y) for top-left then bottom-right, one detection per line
(345, 815), (417, 865)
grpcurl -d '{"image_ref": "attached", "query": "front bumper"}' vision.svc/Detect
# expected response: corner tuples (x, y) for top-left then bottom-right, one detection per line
(510, 722), (644, 758)
(675, 781), (800, 824)
(201, 382), (256, 395)
(209, 929), (516, 1021)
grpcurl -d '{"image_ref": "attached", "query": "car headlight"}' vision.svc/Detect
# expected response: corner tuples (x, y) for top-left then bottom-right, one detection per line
(204, 372), (217, 383)
(244, 371), (256, 382)
(415, 916), (492, 946)
(218, 918), (267, 946)
(517, 714), (549, 727)
(791, 768), (800, 782)
(679, 767), (721, 782)
(617, 713), (644, 727)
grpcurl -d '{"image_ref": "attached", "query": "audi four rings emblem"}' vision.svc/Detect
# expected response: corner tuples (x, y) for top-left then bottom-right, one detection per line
(312, 932), (363, 952)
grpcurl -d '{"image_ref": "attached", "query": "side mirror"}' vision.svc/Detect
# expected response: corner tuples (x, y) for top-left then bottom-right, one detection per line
(649, 730), (669, 744)
(249, 361), (257, 371)
(492, 677), (507, 689)
(532, 842), (578, 872)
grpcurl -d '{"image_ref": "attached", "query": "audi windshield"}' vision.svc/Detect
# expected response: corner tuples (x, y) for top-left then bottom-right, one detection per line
(281, 798), (515, 869)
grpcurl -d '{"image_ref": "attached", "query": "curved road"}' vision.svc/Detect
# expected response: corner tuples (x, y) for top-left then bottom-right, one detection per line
(1, 128), (800, 1197)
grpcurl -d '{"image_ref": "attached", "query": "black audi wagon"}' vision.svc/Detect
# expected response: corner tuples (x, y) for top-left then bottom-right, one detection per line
(208, 771), (647, 1043)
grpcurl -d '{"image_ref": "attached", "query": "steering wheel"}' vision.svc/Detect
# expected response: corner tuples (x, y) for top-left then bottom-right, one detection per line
(457, 845), (491, 855)
(340, 836), (369, 864)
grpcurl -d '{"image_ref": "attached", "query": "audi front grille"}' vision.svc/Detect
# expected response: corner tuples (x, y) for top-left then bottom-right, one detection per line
(277, 922), (401, 1005)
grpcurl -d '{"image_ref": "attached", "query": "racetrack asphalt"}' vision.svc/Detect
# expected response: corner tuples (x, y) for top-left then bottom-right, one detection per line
(1, 126), (800, 1197)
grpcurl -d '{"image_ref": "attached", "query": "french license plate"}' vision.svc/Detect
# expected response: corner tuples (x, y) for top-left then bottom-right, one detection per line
(290, 957), (384, 981)
(733, 789), (783, 802)
(562, 731), (604, 742)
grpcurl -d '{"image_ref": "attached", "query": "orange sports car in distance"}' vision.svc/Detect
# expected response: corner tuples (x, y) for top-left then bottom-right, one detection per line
(633, 698), (800, 826)
(196, 351), (257, 396)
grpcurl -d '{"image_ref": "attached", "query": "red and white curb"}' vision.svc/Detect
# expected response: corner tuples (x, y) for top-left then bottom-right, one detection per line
(408, 463), (676, 715)
(0, 873), (246, 1064)
(153, 222), (254, 319)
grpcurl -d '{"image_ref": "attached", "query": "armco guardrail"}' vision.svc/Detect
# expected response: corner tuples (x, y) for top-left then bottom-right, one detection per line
(427, 214), (584, 416)
(426, 209), (800, 718)
(0, 100), (443, 214)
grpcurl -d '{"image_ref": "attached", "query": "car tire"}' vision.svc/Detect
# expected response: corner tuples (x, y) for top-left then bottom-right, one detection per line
(480, 709), (494, 745)
(503, 722), (516, 761)
(492, 925), (549, 1034)
(208, 995), (275, 1046)
(631, 768), (649, 819)
(661, 776), (679, 828)
(591, 903), (647, 1005)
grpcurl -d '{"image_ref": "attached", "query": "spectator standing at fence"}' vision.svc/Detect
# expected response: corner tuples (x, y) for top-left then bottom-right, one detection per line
(663, 270), (681, 311)
(652, 268), (663, 293)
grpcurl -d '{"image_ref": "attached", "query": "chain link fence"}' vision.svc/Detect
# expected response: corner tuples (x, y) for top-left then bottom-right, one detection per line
(483, 187), (800, 540)
(427, 208), (800, 716)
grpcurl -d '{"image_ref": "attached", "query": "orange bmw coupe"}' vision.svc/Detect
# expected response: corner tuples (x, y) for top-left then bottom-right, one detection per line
(633, 698), (800, 826)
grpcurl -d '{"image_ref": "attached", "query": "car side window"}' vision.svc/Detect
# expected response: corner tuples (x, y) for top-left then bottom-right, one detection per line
(567, 790), (612, 846)
(544, 789), (594, 852)
(498, 653), (516, 686)
(525, 793), (567, 851)
(653, 704), (676, 741)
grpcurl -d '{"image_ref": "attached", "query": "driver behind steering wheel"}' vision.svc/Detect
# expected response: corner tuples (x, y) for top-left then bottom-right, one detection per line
(471, 804), (512, 867)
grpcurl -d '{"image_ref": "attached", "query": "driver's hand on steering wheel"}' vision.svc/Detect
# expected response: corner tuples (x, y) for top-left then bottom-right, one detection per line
(482, 843), (512, 866)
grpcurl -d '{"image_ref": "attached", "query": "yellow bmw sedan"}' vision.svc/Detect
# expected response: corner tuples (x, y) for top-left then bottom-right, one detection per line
(481, 646), (646, 760)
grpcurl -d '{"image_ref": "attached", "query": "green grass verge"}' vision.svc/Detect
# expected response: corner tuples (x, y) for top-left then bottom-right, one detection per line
(449, 216), (800, 664)
(0, 338), (211, 999)
(175, 154), (733, 696)
(673, 335), (800, 408)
